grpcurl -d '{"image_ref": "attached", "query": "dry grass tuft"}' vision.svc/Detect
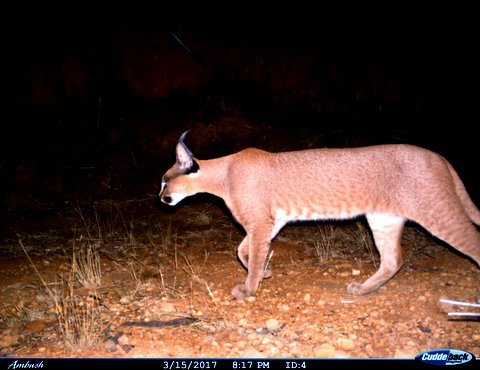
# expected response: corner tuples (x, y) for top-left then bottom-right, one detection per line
(72, 239), (102, 290)
(18, 236), (107, 351)
(312, 224), (342, 262)
(0, 301), (47, 328)
(55, 273), (103, 350)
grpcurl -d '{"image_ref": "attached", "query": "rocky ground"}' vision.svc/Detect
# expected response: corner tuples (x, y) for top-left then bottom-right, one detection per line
(1, 196), (479, 358)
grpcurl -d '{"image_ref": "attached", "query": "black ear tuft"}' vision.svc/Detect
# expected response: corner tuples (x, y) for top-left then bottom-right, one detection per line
(185, 159), (200, 174)
(178, 131), (194, 157)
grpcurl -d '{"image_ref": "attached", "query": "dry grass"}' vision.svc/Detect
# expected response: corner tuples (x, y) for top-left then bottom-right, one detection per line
(72, 239), (102, 289)
(354, 221), (378, 268)
(180, 252), (218, 302)
(18, 233), (107, 351)
(184, 205), (213, 226)
(55, 273), (104, 350)
(291, 220), (379, 267)
(180, 252), (208, 283)
(312, 224), (342, 262)
(0, 301), (47, 328)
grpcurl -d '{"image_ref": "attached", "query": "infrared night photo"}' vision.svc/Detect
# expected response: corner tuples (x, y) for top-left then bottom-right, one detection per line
(0, 12), (478, 363)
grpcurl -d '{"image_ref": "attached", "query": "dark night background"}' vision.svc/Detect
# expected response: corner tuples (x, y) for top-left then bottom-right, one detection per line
(0, 11), (479, 214)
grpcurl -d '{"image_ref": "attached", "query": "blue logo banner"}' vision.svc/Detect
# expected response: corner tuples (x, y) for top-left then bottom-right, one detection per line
(416, 348), (475, 366)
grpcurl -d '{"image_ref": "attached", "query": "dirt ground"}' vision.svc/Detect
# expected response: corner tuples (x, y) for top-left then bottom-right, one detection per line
(0, 195), (479, 359)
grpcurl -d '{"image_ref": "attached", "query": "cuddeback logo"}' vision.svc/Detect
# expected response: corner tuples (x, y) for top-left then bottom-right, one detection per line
(416, 349), (475, 366)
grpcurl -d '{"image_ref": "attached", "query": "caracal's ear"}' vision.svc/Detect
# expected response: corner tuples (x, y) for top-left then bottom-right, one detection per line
(175, 131), (199, 173)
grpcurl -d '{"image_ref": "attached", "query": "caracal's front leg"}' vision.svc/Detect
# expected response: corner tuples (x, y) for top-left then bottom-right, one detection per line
(232, 225), (273, 299)
(236, 235), (272, 282)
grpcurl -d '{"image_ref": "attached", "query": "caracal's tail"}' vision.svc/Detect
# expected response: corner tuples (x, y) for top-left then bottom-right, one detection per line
(446, 161), (480, 225)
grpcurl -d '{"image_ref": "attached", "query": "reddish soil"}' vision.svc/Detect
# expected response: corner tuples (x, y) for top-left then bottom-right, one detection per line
(0, 196), (479, 358)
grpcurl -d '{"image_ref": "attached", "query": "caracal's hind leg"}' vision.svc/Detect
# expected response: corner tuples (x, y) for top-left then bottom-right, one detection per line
(420, 214), (480, 268)
(347, 213), (405, 295)
(418, 211), (480, 303)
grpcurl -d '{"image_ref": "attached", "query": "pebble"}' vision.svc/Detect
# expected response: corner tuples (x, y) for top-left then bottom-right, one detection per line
(336, 338), (355, 351)
(313, 343), (336, 358)
(118, 334), (130, 346)
(304, 293), (311, 303)
(266, 318), (281, 331)
(242, 347), (265, 358)
(267, 346), (280, 356)
(394, 348), (416, 358)
(103, 339), (117, 352)
(334, 350), (350, 358)
(158, 301), (177, 313)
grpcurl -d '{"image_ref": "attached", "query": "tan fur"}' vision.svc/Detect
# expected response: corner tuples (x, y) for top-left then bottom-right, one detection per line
(160, 135), (480, 299)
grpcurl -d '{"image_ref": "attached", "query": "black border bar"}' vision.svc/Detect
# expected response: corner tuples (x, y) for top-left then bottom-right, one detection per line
(1, 358), (479, 370)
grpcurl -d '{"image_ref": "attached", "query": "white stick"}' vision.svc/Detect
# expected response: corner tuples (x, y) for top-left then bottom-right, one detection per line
(439, 299), (480, 308)
(447, 312), (480, 317)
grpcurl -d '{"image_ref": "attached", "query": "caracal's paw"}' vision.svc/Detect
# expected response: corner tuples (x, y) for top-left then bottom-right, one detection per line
(346, 281), (369, 295)
(231, 284), (256, 299)
(231, 284), (248, 299)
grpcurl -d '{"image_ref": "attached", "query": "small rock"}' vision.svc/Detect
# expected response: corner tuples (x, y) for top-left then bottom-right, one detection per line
(313, 343), (336, 358)
(336, 338), (355, 351)
(118, 334), (130, 346)
(265, 318), (281, 331)
(158, 301), (177, 313)
(394, 348), (416, 358)
(334, 350), (351, 358)
(304, 293), (311, 303)
(37, 347), (46, 353)
(268, 346), (280, 356)
(104, 339), (117, 352)
(247, 332), (257, 341)
(317, 299), (326, 306)
(238, 318), (248, 326)
(352, 269), (361, 276)
(242, 347), (264, 358)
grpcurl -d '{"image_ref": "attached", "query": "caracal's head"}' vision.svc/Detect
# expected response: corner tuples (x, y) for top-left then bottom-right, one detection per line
(159, 131), (201, 206)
